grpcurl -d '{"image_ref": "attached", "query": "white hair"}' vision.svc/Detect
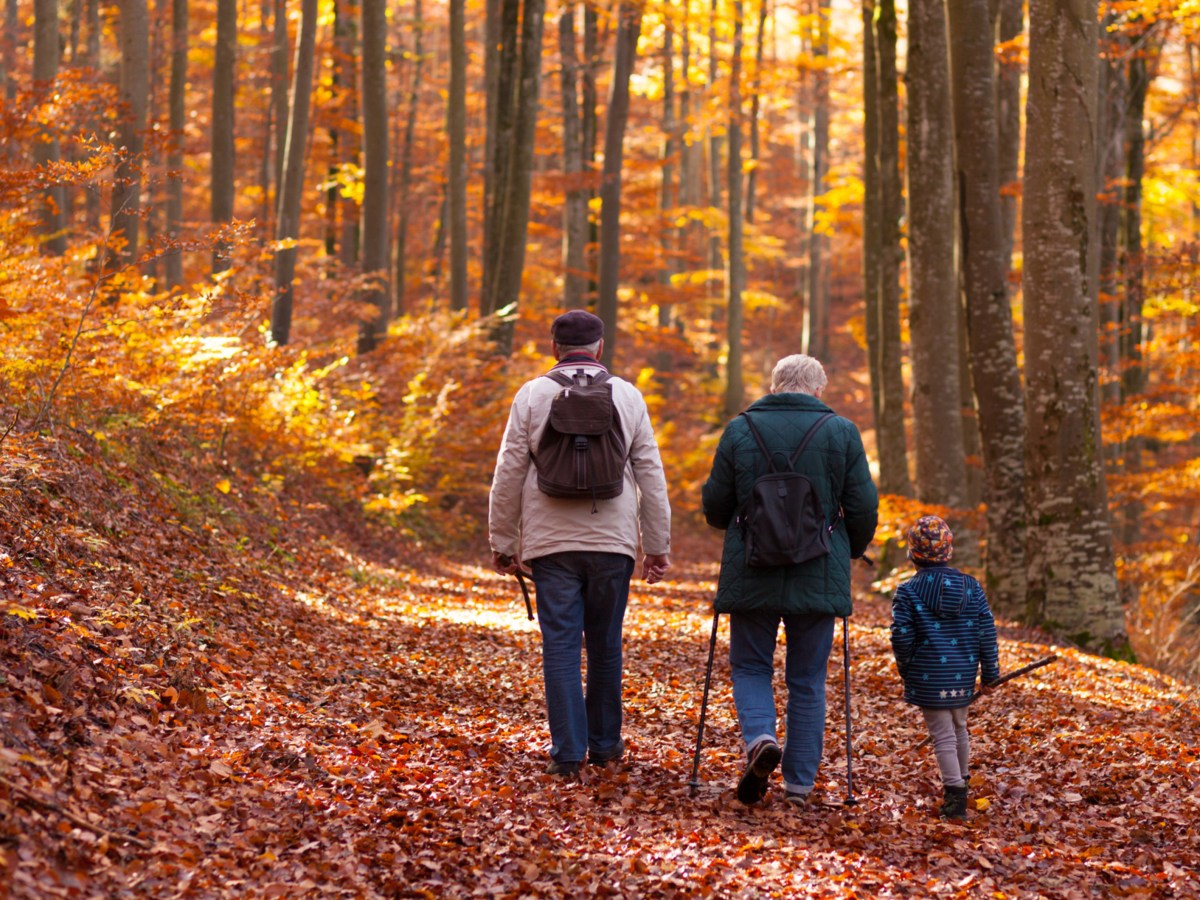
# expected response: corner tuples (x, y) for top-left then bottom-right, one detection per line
(770, 354), (828, 395)
(555, 339), (602, 355)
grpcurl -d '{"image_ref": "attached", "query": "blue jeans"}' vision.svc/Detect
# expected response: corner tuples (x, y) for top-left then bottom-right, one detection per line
(530, 551), (634, 764)
(728, 611), (835, 792)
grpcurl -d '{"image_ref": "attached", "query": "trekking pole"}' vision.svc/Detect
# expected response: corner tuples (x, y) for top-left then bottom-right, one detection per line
(842, 616), (857, 807)
(688, 611), (721, 796)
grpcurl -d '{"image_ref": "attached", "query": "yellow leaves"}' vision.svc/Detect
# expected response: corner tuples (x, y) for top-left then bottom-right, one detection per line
(215, 478), (232, 494)
(4, 605), (39, 621)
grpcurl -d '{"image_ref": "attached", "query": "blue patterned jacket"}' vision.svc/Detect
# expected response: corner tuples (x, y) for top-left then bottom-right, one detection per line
(890, 565), (1000, 708)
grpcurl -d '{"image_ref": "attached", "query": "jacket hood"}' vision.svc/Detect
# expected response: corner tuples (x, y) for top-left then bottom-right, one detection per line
(909, 567), (970, 618)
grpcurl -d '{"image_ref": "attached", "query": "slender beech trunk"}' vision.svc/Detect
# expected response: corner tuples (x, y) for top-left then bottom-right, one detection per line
(164, 0), (186, 287)
(658, 4), (676, 327)
(706, 0), (723, 281)
(745, 0), (767, 223)
(1023, 0), (1124, 652)
(111, 0), (149, 269)
(33, 0), (66, 253)
(724, 0), (745, 418)
(873, 0), (912, 496)
(559, 2), (589, 309)
(596, 2), (642, 367)
(862, 0), (882, 434)
(1097, 19), (1125, 406)
(271, 0), (288, 207)
(992, 0), (1022, 270)
(803, 0), (830, 362)
(905, 0), (966, 506)
(394, 0), (424, 316)
(947, 0), (1026, 612)
(270, 0), (318, 346)
(446, 0), (468, 313)
(3, 0), (18, 103)
(212, 0), (236, 273)
(357, 0), (390, 353)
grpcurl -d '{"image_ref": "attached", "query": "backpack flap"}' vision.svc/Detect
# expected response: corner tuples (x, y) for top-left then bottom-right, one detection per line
(548, 382), (615, 435)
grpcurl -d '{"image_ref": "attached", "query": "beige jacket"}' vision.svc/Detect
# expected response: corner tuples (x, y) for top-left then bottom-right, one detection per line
(488, 358), (671, 563)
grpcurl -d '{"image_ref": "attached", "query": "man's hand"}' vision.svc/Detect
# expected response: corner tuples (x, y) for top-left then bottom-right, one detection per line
(492, 550), (524, 576)
(642, 553), (671, 584)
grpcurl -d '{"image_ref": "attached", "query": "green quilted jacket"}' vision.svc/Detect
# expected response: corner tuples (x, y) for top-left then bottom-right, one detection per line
(701, 392), (879, 615)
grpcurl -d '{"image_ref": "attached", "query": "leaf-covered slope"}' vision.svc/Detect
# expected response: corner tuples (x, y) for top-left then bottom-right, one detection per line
(2, 432), (1199, 898)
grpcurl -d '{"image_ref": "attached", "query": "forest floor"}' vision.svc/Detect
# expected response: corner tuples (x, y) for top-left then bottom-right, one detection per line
(2, 427), (1199, 899)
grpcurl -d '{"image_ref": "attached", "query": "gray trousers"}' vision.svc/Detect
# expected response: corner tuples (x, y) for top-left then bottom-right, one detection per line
(922, 706), (969, 788)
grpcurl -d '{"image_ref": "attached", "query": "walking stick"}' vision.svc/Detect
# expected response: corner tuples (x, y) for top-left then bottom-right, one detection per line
(842, 616), (857, 806)
(688, 611), (721, 796)
(515, 570), (534, 621)
(915, 655), (1057, 749)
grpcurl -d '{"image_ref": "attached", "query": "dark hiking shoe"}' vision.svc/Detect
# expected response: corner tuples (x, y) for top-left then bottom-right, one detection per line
(785, 788), (812, 808)
(939, 784), (968, 820)
(545, 760), (581, 777)
(736, 740), (782, 805)
(587, 739), (625, 766)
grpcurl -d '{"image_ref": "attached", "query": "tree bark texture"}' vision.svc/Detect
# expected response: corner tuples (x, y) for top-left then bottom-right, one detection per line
(33, 0), (65, 254)
(111, 0), (148, 268)
(905, 0), (966, 507)
(873, 0), (912, 497)
(947, 0), (1026, 612)
(559, 3), (589, 309)
(597, 2), (642, 368)
(446, 0), (469, 313)
(164, 0), (186, 288)
(724, 0), (745, 419)
(1022, 0), (1124, 652)
(270, 0), (318, 346)
(211, 0), (236, 274)
(357, 0), (390, 353)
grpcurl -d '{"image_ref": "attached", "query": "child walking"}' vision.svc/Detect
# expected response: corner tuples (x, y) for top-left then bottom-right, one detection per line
(890, 516), (1000, 820)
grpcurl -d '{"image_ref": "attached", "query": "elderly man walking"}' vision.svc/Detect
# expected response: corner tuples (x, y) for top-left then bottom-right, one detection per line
(702, 354), (877, 805)
(489, 310), (672, 777)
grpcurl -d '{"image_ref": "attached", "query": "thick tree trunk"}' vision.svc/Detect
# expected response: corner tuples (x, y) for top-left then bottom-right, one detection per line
(905, 0), (966, 507)
(559, 2), (589, 309)
(357, 0), (390, 353)
(212, 0), (236, 274)
(33, 0), (65, 254)
(802, 0), (830, 362)
(1023, 0), (1124, 652)
(596, 2), (642, 368)
(110, 0), (149, 269)
(446, 0), (468, 313)
(724, 0), (745, 418)
(873, 0), (912, 496)
(270, 0), (319, 346)
(393, 0), (424, 317)
(947, 0), (1026, 612)
(164, 0), (186, 288)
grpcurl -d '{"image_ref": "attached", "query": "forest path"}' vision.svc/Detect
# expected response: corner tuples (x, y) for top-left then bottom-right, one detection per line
(3, 435), (1199, 897)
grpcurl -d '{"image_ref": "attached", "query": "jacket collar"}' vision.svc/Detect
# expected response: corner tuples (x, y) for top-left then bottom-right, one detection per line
(745, 392), (831, 413)
(551, 354), (608, 374)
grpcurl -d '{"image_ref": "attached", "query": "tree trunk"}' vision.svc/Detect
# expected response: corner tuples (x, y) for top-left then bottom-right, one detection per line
(357, 0), (390, 353)
(706, 0), (723, 281)
(745, 0), (767, 224)
(905, 0), (966, 507)
(270, 0), (319, 346)
(212, 0), (236, 274)
(873, 0), (912, 496)
(393, 0), (424, 317)
(164, 0), (186, 288)
(110, 0), (149, 269)
(559, 2), (589, 309)
(446, 0), (468, 313)
(724, 0), (745, 418)
(802, 0), (830, 362)
(992, 0), (1022, 271)
(596, 2), (642, 367)
(947, 0), (1026, 612)
(481, 0), (546, 338)
(861, 0), (882, 434)
(271, 0), (288, 210)
(1022, 0), (1124, 653)
(657, 3), (676, 328)
(33, 0), (66, 253)
(3, 0), (18, 103)
(1096, 18), (1125, 406)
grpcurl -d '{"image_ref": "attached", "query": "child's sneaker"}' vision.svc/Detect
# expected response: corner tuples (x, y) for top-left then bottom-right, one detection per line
(736, 739), (782, 804)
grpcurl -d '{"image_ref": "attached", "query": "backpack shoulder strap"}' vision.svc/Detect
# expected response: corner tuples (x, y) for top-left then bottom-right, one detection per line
(544, 368), (612, 387)
(739, 412), (780, 474)
(786, 412), (836, 469)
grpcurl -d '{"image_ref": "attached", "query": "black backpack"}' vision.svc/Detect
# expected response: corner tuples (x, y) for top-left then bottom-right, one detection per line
(738, 411), (836, 568)
(532, 369), (628, 507)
